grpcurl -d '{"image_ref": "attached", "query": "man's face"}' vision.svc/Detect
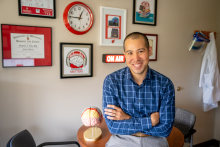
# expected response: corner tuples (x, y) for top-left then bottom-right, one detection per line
(124, 37), (152, 76)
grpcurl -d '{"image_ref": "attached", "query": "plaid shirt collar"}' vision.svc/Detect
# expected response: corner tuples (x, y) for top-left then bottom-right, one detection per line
(125, 66), (152, 82)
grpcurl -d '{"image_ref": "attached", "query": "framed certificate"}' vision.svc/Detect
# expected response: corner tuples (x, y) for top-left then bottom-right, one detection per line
(18, 0), (56, 19)
(60, 43), (93, 78)
(1, 24), (52, 67)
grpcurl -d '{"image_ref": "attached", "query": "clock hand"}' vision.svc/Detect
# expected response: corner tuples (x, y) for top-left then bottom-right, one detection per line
(69, 16), (82, 19)
(79, 11), (84, 19)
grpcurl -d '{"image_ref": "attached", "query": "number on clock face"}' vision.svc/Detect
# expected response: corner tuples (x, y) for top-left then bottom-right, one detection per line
(68, 5), (91, 32)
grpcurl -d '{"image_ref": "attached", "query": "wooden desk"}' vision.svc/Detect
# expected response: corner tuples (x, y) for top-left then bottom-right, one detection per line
(77, 120), (184, 147)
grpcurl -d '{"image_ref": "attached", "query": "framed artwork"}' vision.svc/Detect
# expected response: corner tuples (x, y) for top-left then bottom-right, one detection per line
(1, 24), (52, 67)
(133, 0), (157, 26)
(60, 43), (93, 78)
(100, 6), (127, 46)
(145, 34), (158, 61)
(18, 0), (56, 19)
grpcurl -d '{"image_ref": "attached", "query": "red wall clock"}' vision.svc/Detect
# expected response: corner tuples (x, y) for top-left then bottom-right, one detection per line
(63, 1), (94, 35)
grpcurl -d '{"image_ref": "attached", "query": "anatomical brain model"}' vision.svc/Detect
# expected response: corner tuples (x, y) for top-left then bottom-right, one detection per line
(81, 106), (103, 126)
(81, 107), (103, 141)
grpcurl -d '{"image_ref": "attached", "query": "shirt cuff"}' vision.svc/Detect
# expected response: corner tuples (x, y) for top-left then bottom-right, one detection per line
(141, 117), (153, 130)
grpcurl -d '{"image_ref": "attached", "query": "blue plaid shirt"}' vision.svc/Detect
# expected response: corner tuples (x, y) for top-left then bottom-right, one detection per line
(102, 66), (175, 137)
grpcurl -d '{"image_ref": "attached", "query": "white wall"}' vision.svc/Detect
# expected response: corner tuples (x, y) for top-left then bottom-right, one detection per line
(0, 0), (219, 147)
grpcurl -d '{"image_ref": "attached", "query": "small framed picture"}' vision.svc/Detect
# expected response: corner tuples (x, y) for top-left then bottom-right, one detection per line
(133, 0), (157, 26)
(145, 34), (158, 61)
(1, 24), (52, 67)
(100, 6), (127, 46)
(60, 43), (93, 78)
(18, 0), (56, 19)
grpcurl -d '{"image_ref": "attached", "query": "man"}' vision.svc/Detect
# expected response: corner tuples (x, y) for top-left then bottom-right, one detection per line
(102, 32), (175, 147)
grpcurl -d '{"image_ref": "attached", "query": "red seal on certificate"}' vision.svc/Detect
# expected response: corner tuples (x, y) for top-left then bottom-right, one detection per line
(66, 49), (87, 69)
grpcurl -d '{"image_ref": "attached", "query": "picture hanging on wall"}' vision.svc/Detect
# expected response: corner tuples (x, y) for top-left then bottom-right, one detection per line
(1, 24), (52, 67)
(18, 0), (56, 19)
(100, 6), (127, 46)
(60, 43), (93, 78)
(133, 0), (157, 26)
(145, 34), (158, 61)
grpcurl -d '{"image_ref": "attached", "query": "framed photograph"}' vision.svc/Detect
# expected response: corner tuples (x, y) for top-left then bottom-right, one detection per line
(1, 24), (52, 67)
(18, 0), (56, 19)
(100, 6), (127, 46)
(133, 0), (157, 26)
(145, 34), (158, 61)
(60, 43), (93, 78)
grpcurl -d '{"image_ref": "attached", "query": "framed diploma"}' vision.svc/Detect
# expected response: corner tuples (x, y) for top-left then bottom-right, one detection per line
(1, 24), (52, 67)
(60, 43), (93, 79)
(18, 0), (56, 19)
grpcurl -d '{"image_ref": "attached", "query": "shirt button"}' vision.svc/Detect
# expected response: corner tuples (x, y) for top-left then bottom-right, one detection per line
(138, 100), (140, 102)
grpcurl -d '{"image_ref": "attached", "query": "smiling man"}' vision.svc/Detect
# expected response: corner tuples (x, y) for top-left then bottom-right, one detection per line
(103, 32), (175, 147)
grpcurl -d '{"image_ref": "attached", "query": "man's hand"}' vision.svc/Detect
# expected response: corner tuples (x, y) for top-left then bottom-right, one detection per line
(104, 105), (130, 120)
(150, 112), (160, 126)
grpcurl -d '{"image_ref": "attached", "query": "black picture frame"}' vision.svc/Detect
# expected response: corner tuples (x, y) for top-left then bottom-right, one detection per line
(133, 0), (157, 26)
(60, 43), (93, 79)
(18, 0), (56, 19)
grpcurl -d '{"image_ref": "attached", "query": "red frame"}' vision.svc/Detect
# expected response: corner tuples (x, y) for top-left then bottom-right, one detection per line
(1, 24), (52, 67)
(105, 15), (121, 39)
(144, 34), (158, 61)
(63, 1), (94, 35)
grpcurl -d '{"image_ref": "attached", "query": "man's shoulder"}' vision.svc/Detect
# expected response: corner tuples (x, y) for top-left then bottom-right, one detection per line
(150, 68), (173, 85)
(105, 67), (127, 82)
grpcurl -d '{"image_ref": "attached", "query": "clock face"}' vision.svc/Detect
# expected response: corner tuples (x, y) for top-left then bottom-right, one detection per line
(63, 2), (94, 35)
(68, 5), (91, 32)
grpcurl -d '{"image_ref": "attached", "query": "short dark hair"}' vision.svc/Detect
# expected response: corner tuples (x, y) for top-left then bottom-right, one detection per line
(123, 32), (149, 51)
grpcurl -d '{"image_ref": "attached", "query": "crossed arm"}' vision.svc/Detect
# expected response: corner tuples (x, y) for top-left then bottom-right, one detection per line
(104, 105), (160, 127)
(103, 79), (175, 137)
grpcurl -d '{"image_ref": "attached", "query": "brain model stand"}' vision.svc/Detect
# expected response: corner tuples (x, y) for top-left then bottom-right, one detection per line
(81, 107), (103, 141)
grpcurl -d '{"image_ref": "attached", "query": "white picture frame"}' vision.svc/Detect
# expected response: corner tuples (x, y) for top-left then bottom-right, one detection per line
(100, 6), (127, 46)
